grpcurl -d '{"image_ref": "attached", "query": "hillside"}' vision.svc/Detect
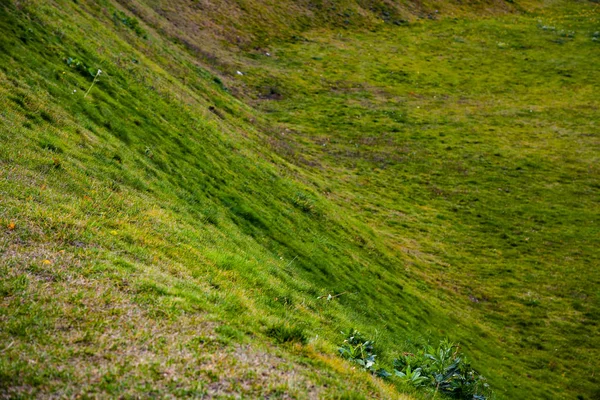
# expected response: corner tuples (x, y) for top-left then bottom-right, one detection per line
(111, 0), (516, 63)
(1, 0), (599, 399)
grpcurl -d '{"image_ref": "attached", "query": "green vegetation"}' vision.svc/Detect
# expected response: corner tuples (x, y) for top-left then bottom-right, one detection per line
(392, 340), (491, 399)
(339, 329), (382, 373)
(1, 0), (598, 399)
(338, 330), (491, 398)
(267, 322), (309, 345)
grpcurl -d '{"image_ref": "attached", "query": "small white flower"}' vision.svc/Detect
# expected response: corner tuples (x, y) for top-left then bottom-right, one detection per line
(236, 70), (243, 76)
(97, 69), (102, 75)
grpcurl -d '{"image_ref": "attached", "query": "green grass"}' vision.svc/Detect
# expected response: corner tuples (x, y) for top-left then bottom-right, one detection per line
(1, 0), (599, 398)
(238, 2), (600, 397)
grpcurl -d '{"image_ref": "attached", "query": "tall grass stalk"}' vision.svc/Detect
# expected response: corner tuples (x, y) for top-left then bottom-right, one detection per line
(84, 69), (102, 98)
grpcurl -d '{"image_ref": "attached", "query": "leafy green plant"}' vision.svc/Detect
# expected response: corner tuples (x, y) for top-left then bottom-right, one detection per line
(65, 57), (97, 77)
(338, 329), (390, 377)
(393, 350), (429, 372)
(393, 340), (492, 399)
(394, 365), (428, 386)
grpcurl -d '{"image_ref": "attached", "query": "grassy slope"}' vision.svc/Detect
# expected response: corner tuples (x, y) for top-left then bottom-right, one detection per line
(0, 0), (598, 399)
(0, 1), (411, 398)
(112, 0), (515, 57)
(238, 1), (600, 398)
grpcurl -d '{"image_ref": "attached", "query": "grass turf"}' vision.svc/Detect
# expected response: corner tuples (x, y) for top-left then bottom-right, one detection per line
(1, 0), (598, 398)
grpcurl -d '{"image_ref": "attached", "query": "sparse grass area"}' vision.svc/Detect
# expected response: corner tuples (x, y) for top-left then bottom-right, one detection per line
(0, 0), (598, 399)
